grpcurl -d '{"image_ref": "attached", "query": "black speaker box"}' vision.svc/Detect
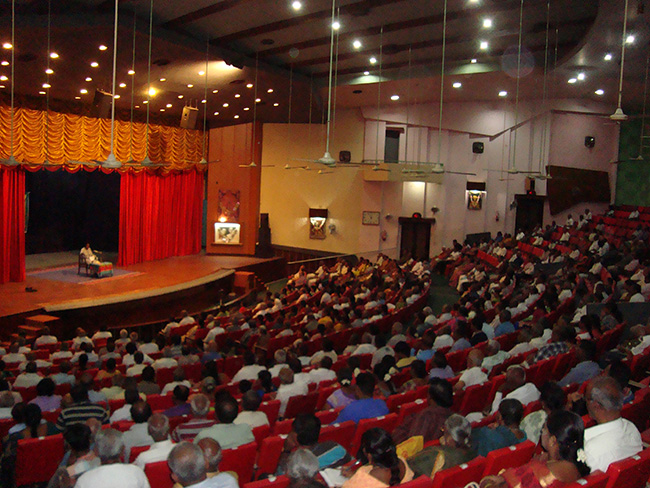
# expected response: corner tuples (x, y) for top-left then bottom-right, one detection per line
(472, 142), (484, 154)
(180, 106), (199, 129)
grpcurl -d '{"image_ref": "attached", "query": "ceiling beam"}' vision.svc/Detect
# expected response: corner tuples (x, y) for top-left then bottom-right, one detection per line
(161, 0), (250, 30)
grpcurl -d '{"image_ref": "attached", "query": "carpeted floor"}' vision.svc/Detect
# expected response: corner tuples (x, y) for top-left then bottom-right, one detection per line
(427, 272), (459, 315)
(27, 266), (139, 284)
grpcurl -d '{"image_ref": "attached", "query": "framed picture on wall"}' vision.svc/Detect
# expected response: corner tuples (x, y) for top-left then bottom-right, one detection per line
(467, 191), (483, 210)
(362, 211), (380, 225)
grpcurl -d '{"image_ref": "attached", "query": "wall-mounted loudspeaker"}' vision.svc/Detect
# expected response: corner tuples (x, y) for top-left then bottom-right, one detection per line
(472, 142), (484, 154)
(92, 89), (112, 119)
(339, 151), (351, 163)
(180, 105), (198, 129)
(584, 136), (595, 148)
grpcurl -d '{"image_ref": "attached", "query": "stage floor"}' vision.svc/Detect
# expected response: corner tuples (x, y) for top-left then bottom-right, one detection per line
(1, 252), (276, 319)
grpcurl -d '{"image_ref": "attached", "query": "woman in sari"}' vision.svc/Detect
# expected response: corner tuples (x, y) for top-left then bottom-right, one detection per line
(481, 410), (591, 488)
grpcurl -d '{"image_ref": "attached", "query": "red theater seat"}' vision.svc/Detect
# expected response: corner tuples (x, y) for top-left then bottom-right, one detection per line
(483, 441), (536, 476)
(431, 456), (487, 488)
(15, 434), (65, 486)
(144, 460), (174, 488)
(220, 441), (258, 484)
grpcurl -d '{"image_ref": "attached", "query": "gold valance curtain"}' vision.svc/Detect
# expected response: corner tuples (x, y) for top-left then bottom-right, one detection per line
(0, 105), (206, 170)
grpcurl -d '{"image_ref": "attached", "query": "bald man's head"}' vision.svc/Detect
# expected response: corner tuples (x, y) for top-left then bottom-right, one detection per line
(197, 438), (223, 472)
(467, 349), (484, 367)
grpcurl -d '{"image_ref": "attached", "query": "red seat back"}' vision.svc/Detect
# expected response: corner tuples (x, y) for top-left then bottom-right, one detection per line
(272, 418), (293, 435)
(220, 441), (258, 484)
(316, 386), (337, 410)
(397, 399), (428, 426)
(258, 400), (281, 427)
(604, 448), (650, 488)
(144, 460), (174, 488)
(565, 471), (609, 488)
(155, 368), (176, 390)
(283, 391), (318, 419)
(252, 424), (271, 445)
(350, 413), (399, 455)
(15, 434), (65, 486)
(243, 475), (290, 488)
(458, 382), (493, 415)
(431, 456), (487, 488)
(315, 408), (342, 426)
(319, 420), (357, 452)
(147, 393), (174, 411)
(256, 435), (285, 477)
(129, 444), (151, 463)
(399, 475), (434, 488)
(483, 441), (536, 476)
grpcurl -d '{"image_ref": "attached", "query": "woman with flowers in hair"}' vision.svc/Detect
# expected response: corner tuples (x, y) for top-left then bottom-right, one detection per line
(481, 410), (591, 488)
(324, 368), (356, 410)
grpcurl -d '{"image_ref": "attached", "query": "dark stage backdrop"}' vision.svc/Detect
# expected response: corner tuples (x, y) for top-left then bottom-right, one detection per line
(25, 170), (120, 254)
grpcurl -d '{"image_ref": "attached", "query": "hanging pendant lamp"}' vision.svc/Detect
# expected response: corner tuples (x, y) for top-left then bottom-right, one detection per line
(2, 0), (19, 166)
(100, 0), (122, 167)
(611, 0), (629, 121)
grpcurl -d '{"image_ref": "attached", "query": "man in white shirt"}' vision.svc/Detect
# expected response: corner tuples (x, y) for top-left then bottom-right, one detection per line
(307, 357), (337, 385)
(91, 328), (112, 342)
(109, 388), (141, 423)
(161, 368), (192, 395)
(133, 413), (174, 469)
(168, 442), (238, 488)
(231, 352), (266, 383)
(13, 362), (43, 388)
(481, 340), (510, 374)
(276, 367), (309, 417)
(152, 349), (178, 371)
(203, 323), (226, 344)
(2, 344), (26, 365)
(79, 243), (99, 266)
(370, 335), (395, 368)
(33, 326), (58, 348)
(75, 428), (151, 488)
(72, 328), (94, 350)
(234, 391), (269, 429)
(489, 365), (540, 414)
(352, 333), (378, 356)
(126, 352), (147, 377)
(50, 342), (73, 361)
(269, 349), (288, 378)
(583, 376), (642, 473)
(453, 350), (488, 391)
(122, 401), (155, 462)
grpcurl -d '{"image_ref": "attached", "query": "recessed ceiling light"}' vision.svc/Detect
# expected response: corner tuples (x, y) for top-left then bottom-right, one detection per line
(50, 52), (59, 59)
(42, 83), (51, 88)
(369, 57), (377, 64)
(213, 111), (219, 115)
(39, 91), (46, 95)
(0, 85), (4, 88)
(568, 78), (577, 84)
(626, 35), (635, 44)
(85, 77), (92, 82)
(160, 108), (165, 112)
(80, 88), (88, 94)
(135, 105), (140, 108)
(267, 88), (274, 93)
(292, 0), (302, 10)
(2, 43), (12, 49)
(604, 53), (613, 61)
(234, 94), (241, 98)
(353, 39), (362, 49)
(244, 107), (250, 111)
(213, 89), (219, 94)
(390, 94), (400, 101)
(246, 83), (253, 88)
(99, 45), (107, 51)
(483, 18), (493, 28)
(471, 58), (478, 63)
(595, 89), (604, 96)
(255, 98), (261, 103)
(273, 102), (279, 106)
(119, 82), (126, 88)
(187, 84), (193, 88)
(159, 78), (166, 82)
(90, 61), (99, 68)
(45, 68), (53, 74)
(223, 103), (229, 107)
(128, 69), (135, 75)
(0, 75), (7, 81)
(198, 70), (205, 76)
(75, 96), (81, 99)
(234, 115), (240, 119)
(143, 100), (148, 104)
(363, 71), (370, 75)
(148, 87), (157, 96)
(480, 41), (488, 50)
(201, 99), (206, 103)
(577, 73), (585, 81)
(332, 21), (341, 30)
(178, 95), (184, 99)
(498, 90), (507, 97)
(0, 61), (8, 66)
(166, 103), (172, 108)
(113, 94), (120, 99)
(453, 82), (462, 88)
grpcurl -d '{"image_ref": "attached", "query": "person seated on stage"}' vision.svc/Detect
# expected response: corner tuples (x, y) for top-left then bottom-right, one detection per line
(79, 243), (99, 265)
(33, 326), (58, 348)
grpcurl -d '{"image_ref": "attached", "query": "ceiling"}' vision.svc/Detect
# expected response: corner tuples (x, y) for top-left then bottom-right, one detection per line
(0, 0), (648, 128)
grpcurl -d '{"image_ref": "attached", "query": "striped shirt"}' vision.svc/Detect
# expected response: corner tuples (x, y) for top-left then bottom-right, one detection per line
(56, 401), (109, 431)
(171, 418), (217, 442)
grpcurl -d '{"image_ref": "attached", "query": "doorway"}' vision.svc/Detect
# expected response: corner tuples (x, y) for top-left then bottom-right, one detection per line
(399, 217), (435, 260)
(514, 194), (545, 234)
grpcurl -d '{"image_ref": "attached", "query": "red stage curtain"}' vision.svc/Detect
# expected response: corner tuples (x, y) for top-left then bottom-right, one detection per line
(118, 169), (204, 266)
(0, 166), (25, 283)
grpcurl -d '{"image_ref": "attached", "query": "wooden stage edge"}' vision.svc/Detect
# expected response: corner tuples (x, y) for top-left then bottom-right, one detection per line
(0, 253), (286, 337)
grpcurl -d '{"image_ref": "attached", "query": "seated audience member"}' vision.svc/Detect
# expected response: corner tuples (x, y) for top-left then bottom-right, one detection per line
(393, 378), (453, 444)
(56, 384), (109, 431)
(138, 366), (161, 396)
(194, 394), (255, 449)
(285, 448), (327, 488)
(342, 427), (414, 487)
(481, 340), (510, 374)
(168, 442), (238, 488)
(494, 311), (515, 337)
(13, 361), (42, 388)
(335, 372), (389, 424)
(74, 429), (150, 488)
(34, 326), (58, 347)
(2, 343), (26, 365)
(472, 399), (526, 457)
(153, 348), (179, 371)
(371, 335), (395, 368)
(133, 413), (174, 469)
(1, 404), (59, 487)
(269, 349), (289, 377)
(126, 352), (147, 377)
(277, 413), (351, 474)
(276, 367), (309, 417)
(582, 376), (642, 473)
(122, 401), (154, 462)
(0, 391), (15, 419)
(109, 388), (141, 423)
(99, 374), (125, 401)
(351, 333), (377, 356)
(558, 340), (600, 387)
(325, 368), (356, 410)
(531, 324), (575, 363)
(373, 360), (398, 398)
(399, 360), (428, 392)
(52, 360), (76, 386)
(161, 367), (192, 395)
(114, 329), (130, 348)
(231, 351), (266, 383)
(453, 350), (488, 392)
(449, 322), (472, 352)
(605, 360), (634, 404)
(53, 422), (101, 487)
(310, 339), (338, 366)
(91, 327), (112, 342)
(387, 323), (408, 348)
(508, 329), (536, 357)
(19, 351), (53, 372)
(72, 329), (94, 351)
(520, 381), (566, 444)
(29, 377), (61, 412)
(79, 373), (109, 404)
(489, 365), (540, 414)
(234, 390), (269, 428)
(407, 414), (476, 478)
(394, 341), (416, 370)
(95, 358), (119, 383)
(428, 351), (454, 380)
(122, 343), (153, 367)
(164, 385), (192, 418)
(480, 411), (590, 488)
(172, 394), (216, 442)
(51, 343), (74, 361)
(178, 346), (200, 366)
(308, 357), (337, 385)
(99, 341), (120, 362)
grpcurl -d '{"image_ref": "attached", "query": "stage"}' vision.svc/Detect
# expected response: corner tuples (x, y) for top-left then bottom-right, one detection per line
(0, 252), (286, 337)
